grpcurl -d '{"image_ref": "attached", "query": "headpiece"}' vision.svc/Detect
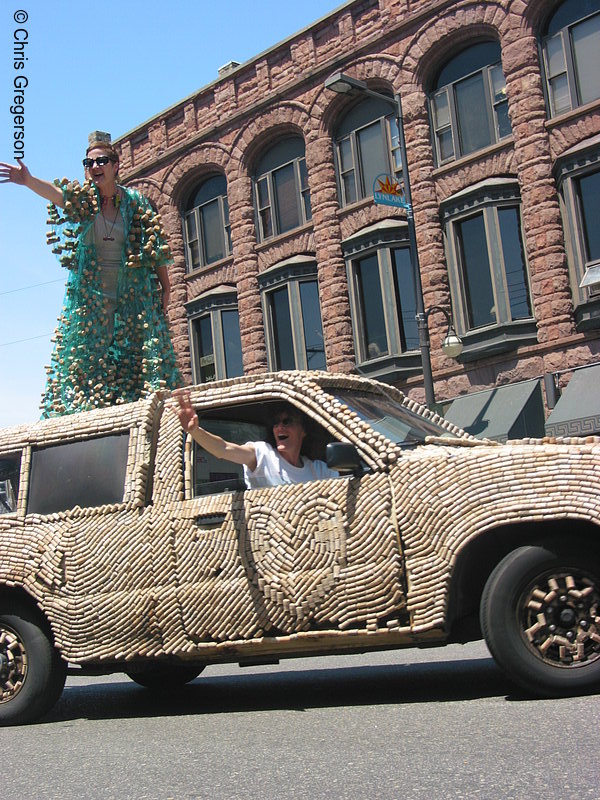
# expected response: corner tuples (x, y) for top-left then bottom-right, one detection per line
(88, 130), (112, 146)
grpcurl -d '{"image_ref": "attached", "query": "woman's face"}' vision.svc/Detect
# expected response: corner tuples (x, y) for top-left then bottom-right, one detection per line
(84, 147), (119, 192)
(272, 412), (306, 465)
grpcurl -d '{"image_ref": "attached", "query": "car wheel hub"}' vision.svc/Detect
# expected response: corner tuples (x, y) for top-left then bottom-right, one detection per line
(521, 570), (600, 667)
(0, 625), (28, 703)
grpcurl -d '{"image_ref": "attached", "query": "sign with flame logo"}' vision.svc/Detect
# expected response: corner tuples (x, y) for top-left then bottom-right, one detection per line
(373, 174), (410, 209)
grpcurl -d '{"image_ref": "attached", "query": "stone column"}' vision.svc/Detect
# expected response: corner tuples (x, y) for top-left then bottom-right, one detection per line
(500, 17), (574, 342)
(305, 129), (356, 372)
(227, 170), (269, 374)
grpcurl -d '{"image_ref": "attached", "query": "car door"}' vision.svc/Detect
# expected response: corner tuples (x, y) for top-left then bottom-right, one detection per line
(168, 415), (407, 645)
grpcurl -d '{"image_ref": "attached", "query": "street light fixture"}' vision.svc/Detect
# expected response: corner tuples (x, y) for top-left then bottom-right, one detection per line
(426, 306), (463, 358)
(324, 71), (462, 407)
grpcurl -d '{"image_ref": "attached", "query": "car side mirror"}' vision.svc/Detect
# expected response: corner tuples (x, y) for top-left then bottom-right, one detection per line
(326, 442), (362, 476)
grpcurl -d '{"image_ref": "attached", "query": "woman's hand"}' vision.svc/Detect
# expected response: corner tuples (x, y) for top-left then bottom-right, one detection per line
(0, 159), (63, 206)
(172, 389), (199, 433)
(171, 388), (257, 470)
(0, 159), (31, 186)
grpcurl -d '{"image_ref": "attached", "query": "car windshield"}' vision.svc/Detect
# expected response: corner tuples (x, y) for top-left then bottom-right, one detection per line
(331, 389), (453, 446)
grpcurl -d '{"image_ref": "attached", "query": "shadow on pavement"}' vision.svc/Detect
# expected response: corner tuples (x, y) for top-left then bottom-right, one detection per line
(45, 654), (515, 724)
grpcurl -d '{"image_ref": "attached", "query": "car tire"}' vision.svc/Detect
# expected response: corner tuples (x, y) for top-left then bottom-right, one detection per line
(125, 664), (204, 690)
(480, 545), (600, 697)
(0, 599), (67, 726)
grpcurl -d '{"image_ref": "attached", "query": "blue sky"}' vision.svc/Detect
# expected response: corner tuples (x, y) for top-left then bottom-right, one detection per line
(0, 0), (346, 427)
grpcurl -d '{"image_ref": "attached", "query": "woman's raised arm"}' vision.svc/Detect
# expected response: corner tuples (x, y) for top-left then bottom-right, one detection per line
(0, 159), (64, 207)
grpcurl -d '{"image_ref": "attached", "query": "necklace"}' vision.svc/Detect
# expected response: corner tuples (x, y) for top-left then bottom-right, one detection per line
(100, 192), (120, 241)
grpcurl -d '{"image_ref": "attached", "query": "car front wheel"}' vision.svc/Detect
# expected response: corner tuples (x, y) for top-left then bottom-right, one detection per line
(0, 600), (67, 726)
(481, 545), (600, 697)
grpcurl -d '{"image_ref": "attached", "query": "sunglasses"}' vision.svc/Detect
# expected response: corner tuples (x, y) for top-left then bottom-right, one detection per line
(273, 416), (298, 427)
(82, 156), (114, 168)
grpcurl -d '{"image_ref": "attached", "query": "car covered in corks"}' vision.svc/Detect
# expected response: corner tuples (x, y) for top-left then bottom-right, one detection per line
(1, 371), (600, 724)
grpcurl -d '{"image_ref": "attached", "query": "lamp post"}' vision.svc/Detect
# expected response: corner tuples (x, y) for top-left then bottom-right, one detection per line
(324, 72), (462, 407)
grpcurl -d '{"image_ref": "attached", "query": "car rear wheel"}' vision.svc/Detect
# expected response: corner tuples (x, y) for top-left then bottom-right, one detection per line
(125, 663), (204, 690)
(0, 600), (67, 726)
(481, 545), (600, 697)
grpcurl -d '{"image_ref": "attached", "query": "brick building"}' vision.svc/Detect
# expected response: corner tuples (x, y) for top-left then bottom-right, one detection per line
(116, 0), (600, 440)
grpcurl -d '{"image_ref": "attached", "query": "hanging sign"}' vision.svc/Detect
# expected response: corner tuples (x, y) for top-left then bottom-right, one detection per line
(373, 173), (411, 209)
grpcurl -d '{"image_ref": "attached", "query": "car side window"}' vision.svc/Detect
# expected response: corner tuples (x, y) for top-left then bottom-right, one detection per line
(191, 419), (267, 497)
(0, 452), (21, 514)
(27, 433), (130, 515)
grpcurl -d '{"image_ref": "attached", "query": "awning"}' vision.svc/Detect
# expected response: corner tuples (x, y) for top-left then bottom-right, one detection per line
(444, 379), (544, 442)
(545, 364), (600, 437)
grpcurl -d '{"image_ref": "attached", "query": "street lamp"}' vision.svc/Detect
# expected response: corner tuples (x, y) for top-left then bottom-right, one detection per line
(324, 71), (462, 407)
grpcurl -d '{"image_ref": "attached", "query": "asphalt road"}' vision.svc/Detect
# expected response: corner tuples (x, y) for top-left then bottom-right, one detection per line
(2, 641), (599, 800)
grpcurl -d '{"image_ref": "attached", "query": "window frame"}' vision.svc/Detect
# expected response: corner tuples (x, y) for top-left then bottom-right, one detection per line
(334, 110), (401, 207)
(183, 176), (232, 273)
(442, 181), (536, 360)
(253, 148), (312, 243)
(187, 291), (244, 383)
(541, 3), (600, 117)
(343, 224), (422, 381)
(555, 144), (600, 330)
(259, 260), (326, 372)
(430, 49), (511, 166)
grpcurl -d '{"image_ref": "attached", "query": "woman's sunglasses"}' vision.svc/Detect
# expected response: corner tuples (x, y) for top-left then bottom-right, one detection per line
(82, 156), (114, 168)
(273, 416), (298, 427)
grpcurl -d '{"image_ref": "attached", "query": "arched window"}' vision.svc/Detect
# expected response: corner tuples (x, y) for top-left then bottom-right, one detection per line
(183, 174), (231, 271)
(430, 41), (511, 165)
(253, 137), (311, 241)
(541, 0), (600, 116)
(333, 97), (401, 207)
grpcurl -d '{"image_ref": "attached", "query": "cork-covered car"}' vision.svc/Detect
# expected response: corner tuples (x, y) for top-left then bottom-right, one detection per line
(1, 371), (600, 725)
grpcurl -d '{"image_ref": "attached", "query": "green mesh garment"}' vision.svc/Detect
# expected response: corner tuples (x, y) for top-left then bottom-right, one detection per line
(41, 179), (181, 418)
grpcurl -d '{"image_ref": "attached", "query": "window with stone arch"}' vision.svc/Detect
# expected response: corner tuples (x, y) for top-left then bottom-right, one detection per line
(332, 95), (402, 207)
(253, 136), (312, 242)
(430, 40), (511, 165)
(541, 0), (600, 117)
(183, 173), (231, 272)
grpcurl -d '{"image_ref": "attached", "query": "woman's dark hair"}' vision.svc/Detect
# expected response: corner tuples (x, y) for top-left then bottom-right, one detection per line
(86, 141), (120, 164)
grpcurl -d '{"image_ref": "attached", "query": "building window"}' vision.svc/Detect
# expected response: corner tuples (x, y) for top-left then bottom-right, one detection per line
(333, 97), (401, 207)
(254, 137), (311, 242)
(430, 41), (511, 165)
(556, 144), (600, 329)
(183, 174), (231, 271)
(352, 248), (418, 359)
(576, 169), (600, 269)
(259, 260), (326, 371)
(542, 0), (600, 117)
(342, 224), (420, 379)
(188, 291), (243, 383)
(443, 181), (535, 359)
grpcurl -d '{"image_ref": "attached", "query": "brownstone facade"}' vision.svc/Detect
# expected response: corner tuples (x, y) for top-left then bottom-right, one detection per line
(115, 0), (600, 432)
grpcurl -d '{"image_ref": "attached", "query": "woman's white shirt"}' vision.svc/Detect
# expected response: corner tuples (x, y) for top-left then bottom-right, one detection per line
(243, 441), (338, 489)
